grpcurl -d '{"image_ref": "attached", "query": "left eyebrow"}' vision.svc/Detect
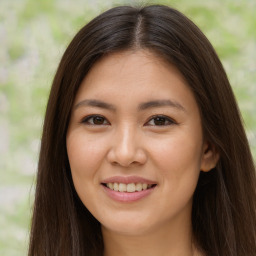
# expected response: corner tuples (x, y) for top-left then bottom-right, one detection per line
(138, 99), (186, 112)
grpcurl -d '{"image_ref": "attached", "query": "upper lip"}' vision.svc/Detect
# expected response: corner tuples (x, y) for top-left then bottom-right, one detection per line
(101, 176), (157, 185)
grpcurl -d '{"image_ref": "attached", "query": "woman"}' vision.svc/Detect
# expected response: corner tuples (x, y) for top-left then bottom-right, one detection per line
(28, 5), (256, 256)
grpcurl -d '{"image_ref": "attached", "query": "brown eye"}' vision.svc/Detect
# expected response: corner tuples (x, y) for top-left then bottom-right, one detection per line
(153, 116), (167, 125)
(146, 115), (175, 126)
(82, 115), (109, 125)
(93, 116), (105, 124)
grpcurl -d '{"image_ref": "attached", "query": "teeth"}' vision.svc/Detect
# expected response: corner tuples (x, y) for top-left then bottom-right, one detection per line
(142, 183), (147, 190)
(108, 183), (114, 190)
(119, 183), (126, 192)
(106, 183), (154, 192)
(113, 183), (119, 191)
(135, 183), (142, 191)
(127, 183), (135, 192)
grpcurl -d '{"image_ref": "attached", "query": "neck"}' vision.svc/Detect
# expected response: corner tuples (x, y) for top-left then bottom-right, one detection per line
(102, 214), (201, 256)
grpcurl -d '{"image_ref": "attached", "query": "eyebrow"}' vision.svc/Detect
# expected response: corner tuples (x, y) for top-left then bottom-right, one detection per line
(74, 99), (186, 112)
(138, 99), (186, 112)
(74, 99), (116, 111)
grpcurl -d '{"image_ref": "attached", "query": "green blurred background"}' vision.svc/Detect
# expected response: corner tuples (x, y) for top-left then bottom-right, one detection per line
(0, 0), (255, 255)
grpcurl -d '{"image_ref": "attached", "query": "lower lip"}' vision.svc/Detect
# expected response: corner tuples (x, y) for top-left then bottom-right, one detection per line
(101, 185), (156, 202)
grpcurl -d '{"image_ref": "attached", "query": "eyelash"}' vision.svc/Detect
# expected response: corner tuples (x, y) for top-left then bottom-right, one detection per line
(81, 114), (177, 126)
(81, 115), (110, 125)
(145, 115), (177, 126)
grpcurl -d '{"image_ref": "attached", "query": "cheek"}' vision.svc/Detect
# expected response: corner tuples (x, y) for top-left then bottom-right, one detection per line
(66, 133), (108, 211)
(66, 132), (107, 181)
(151, 136), (202, 169)
(148, 132), (203, 190)
(148, 136), (202, 218)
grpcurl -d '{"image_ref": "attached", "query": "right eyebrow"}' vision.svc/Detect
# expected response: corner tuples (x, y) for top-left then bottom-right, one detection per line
(74, 99), (116, 111)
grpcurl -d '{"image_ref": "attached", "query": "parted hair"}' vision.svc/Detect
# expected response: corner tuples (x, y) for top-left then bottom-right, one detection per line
(28, 5), (256, 256)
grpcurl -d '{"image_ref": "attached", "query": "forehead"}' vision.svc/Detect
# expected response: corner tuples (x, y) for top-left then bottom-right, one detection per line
(74, 50), (198, 114)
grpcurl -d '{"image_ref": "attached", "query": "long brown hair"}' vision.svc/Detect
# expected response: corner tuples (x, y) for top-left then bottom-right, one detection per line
(28, 5), (256, 256)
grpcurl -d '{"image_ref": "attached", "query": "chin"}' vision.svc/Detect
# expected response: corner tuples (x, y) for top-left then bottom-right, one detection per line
(102, 223), (152, 236)
(100, 213), (158, 236)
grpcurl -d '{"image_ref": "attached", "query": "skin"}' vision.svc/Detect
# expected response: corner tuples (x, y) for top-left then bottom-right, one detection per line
(66, 50), (218, 256)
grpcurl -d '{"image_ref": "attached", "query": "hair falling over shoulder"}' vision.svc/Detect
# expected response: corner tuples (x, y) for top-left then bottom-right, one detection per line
(28, 4), (256, 256)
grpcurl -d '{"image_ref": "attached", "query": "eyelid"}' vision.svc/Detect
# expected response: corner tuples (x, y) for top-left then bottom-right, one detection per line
(144, 114), (177, 126)
(80, 114), (176, 126)
(81, 114), (110, 125)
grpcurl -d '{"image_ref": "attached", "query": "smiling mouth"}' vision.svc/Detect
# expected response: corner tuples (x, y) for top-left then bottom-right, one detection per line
(102, 183), (157, 193)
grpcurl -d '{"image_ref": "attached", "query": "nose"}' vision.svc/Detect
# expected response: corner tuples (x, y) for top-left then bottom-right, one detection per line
(106, 124), (147, 167)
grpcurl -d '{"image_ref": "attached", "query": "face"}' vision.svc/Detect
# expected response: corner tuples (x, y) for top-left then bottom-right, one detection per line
(66, 50), (215, 236)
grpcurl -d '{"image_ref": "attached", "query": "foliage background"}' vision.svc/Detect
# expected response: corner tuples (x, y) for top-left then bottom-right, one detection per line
(0, 0), (255, 255)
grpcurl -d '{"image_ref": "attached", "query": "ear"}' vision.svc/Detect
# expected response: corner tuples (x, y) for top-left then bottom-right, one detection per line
(200, 141), (220, 172)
